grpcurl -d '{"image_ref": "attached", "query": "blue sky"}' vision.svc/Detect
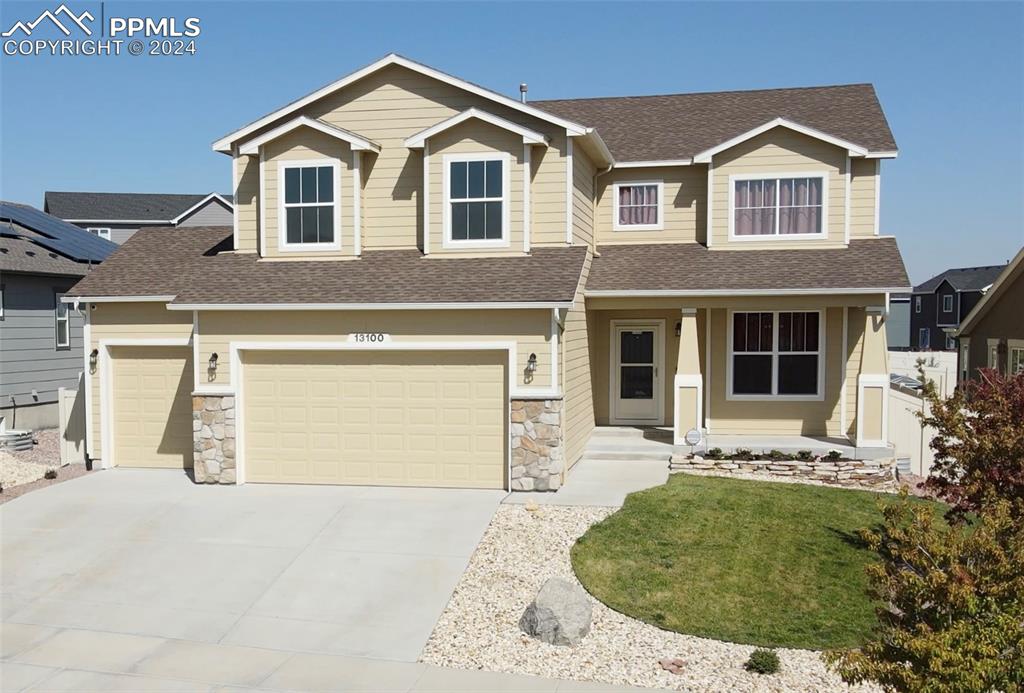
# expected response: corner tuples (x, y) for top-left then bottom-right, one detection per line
(1, 1), (1021, 284)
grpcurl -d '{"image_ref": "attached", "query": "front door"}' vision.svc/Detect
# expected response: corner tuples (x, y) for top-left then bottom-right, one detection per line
(611, 322), (663, 424)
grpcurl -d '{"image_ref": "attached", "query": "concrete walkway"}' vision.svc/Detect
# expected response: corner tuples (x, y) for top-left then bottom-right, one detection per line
(504, 458), (669, 507)
(1, 470), (662, 692)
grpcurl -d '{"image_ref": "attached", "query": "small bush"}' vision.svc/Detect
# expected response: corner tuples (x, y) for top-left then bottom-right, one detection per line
(733, 448), (753, 460)
(745, 649), (780, 674)
(705, 447), (723, 460)
(796, 449), (814, 461)
(767, 449), (794, 461)
(826, 449), (843, 461)
(44, 469), (58, 480)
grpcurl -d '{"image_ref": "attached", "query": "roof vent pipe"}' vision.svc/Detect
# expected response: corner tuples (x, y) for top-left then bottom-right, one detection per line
(519, 83), (528, 103)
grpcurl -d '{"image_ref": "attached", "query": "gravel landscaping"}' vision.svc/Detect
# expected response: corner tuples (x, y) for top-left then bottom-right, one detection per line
(421, 504), (879, 692)
(0, 429), (90, 503)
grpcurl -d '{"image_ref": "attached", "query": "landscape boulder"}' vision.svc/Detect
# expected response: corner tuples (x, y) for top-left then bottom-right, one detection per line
(519, 577), (592, 646)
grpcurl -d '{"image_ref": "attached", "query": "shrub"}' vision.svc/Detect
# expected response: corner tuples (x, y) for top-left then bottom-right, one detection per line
(825, 449), (843, 461)
(796, 449), (814, 461)
(744, 649), (780, 674)
(767, 449), (793, 461)
(705, 447), (723, 460)
(732, 448), (753, 460)
(43, 469), (57, 480)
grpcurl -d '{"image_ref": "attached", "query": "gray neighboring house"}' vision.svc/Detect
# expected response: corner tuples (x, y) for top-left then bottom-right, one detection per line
(910, 264), (1007, 351)
(887, 293), (910, 348)
(1, 202), (116, 430)
(44, 191), (233, 245)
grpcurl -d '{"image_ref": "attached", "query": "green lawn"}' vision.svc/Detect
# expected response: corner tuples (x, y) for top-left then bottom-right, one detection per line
(570, 474), (942, 650)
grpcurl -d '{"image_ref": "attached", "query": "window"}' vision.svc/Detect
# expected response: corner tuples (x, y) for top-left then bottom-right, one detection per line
(54, 291), (69, 349)
(915, 296), (922, 313)
(942, 295), (954, 312)
(86, 227), (111, 240)
(961, 343), (970, 382)
(279, 161), (339, 250)
(1011, 347), (1024, 376)
(731, 174), (826, 238)
(919, 328), (930, 349)
(729, 311), (822, 399)
(945, 335), (956, 350)
(612, 181), (663, 231)
(444, 154), (508, 246)
(0, 283), (4, 320)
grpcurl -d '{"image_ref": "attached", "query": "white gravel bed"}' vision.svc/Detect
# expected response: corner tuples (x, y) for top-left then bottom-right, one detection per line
(672, 468), (902, 495)
(1, 428), (59, 489)
(421, 504), (878, 692)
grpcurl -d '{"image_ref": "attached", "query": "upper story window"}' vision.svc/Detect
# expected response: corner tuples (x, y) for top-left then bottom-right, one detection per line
(730, 174), (827, 240)
(942, 295), (954, 312)
(919, 328), (930, 349)
(612, 181), (663, 231)
(86, 227), (111, 240)
(54, 291), (69, 349)
(915, 296), (922, 313)
(279, 160), (340, 251)
(443, 153), (509, 248)
(729, 310), (823, 400)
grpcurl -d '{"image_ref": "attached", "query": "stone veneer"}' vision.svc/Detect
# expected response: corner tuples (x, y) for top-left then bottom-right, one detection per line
(510, 398), (563, 492)
(192, 394), (236, 484)
(669, 454), (896, 488)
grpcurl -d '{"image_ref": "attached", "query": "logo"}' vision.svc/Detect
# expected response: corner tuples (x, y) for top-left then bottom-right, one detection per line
(2, 3), (93, 37)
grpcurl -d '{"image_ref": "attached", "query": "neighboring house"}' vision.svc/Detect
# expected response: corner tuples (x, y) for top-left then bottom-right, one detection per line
(44, 192), (233, 244)
(887, 293), (910, 348)
(956, 247), (1024, 382)
(0, 202), (116, 430)
(909, 264), (1005, 351)
(66, 54), (910, 491)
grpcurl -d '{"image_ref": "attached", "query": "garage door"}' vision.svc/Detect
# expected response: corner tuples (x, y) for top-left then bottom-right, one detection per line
(111, 346), (193, 469)
(243, 350), (506, 488)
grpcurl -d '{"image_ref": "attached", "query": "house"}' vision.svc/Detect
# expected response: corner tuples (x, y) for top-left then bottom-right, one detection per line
(0, 202), (116, 430)
(956, 247), (1024, 382)
(887, 293), (910, 348)
(909, 264), (1005, 351)
(65, 54), (910, 491)
(44, 192), (233, 244)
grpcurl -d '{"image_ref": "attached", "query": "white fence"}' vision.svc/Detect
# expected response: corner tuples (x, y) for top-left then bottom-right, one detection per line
(58, 374), (87, 466)
(889, 350), (958, 397)
(888, 385), (937, 477)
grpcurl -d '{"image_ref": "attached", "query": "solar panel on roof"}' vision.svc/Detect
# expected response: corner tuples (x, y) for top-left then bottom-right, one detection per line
(0, 202), (116, 263)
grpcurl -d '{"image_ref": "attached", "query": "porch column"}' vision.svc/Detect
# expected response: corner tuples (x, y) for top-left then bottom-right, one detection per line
(674, 308), (703, 445)
(856, 305), (889, 448)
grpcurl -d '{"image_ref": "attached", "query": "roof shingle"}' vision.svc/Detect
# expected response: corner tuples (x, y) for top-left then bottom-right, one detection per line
(44, 192), (231, 221)
(913, 265), (1007, 293)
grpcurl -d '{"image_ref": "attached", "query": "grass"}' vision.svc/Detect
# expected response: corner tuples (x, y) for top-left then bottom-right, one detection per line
(570, 474), (943, 650)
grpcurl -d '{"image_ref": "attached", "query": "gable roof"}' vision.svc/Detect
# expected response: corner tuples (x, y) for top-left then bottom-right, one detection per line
(238, 116), (381, 155)
(912, 264), (1007, 293)
(1, 201), (116, 267)
(44, 191), (233, 223)
(404, 108), (549, 149)
(534, 83), (897, 163)
(957, 247), (1024, 336)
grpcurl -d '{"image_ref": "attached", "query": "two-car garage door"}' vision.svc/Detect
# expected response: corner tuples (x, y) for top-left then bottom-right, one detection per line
(242, 350), (507, 489)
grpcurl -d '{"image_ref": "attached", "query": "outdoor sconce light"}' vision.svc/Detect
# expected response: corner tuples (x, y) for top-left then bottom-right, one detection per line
(675, 322), (682, 337)
(207, 352), (218, 381)
(526, 352), (538, 374)
(89, 348), (98, 372)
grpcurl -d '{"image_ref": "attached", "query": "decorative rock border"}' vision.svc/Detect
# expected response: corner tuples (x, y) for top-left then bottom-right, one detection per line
(670, 454), (896, 488)
(192, 394), (236, 484)
(511, 398), (563, 492)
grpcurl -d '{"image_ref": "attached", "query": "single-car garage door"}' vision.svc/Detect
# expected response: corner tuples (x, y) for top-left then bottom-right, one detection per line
(243, 350), (507, 488)
(111, 346), (193, 469)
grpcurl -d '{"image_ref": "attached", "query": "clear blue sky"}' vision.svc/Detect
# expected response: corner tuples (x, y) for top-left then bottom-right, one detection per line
(2, 1), (1022, 284)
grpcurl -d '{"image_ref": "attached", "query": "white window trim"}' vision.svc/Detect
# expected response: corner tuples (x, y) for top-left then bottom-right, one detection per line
(54, 291), (70, 349)
(914, 295), (922, 313)
(726, 309), (825, 402)
(276, 158), (342, 253)
(727, 171), (829, 242)
(919, 328), (930, 349)
(960, 339), (970, 382)
(611, 180), (664, 232)
(86, 227), (111, 240)
(937, 290), (957, 326)
(442, 152), (511, 249)
(1008, 340), (1024, 376)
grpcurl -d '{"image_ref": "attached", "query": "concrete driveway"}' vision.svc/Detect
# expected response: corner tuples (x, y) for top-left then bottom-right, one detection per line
(2, 470), (510, 685)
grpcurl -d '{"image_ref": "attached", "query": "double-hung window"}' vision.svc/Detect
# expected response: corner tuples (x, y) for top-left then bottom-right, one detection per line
(54, 291), (69, 349)
(280, 160), (339, 250)
(86, 227), (111, 240)
(915, 296), (922, 313)
(613, 181), (663, 231)
(731, 174), (826, 238)
(942, 295), (954, 312)
(730, 311), (822, 399)
(1010, 346), (1024, 376)
(445, 153), (508, 247)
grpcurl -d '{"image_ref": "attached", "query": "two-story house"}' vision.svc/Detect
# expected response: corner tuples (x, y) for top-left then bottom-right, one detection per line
(909, 264), (1006, 351)
(66, 54), (910, 491)
(45, 191), (233, 244)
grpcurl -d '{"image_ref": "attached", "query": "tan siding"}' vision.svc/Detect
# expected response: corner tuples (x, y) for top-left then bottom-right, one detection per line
(88, 303), (194, 461)
(562, 253), (594, 469)
(711, 128), (848, 249)
(197, 309), (551, 389)
(844, 308), (865, 437)
(572, 149), (596, 247)
(596, 166), (707, 245)
(235, 154), (259, 253)
(262, 127), (356, 259)
(530, 137), (571, 245)
(849, 158), (877, 238)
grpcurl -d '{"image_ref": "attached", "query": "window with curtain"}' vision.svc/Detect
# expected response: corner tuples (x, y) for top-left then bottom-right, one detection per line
(448, 158), (505, 242)
(733, 176), (824, 237)
(614, 182), (662, 229)
(283, 164), (335, 246)
(731, 311), (821, 397)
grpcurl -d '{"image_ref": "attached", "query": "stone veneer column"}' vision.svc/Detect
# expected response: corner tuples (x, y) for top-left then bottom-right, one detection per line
(192, 394), (236, 484)
(510, 398), (563, 491)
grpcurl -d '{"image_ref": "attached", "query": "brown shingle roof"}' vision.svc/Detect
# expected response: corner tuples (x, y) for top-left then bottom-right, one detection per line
(0, 234), (90, 277)
(586, 238), (910, 293)
(67, 227), (587, 305)
(534, 84), (896, 162)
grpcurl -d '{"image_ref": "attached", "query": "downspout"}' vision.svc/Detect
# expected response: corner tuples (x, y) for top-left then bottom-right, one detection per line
(592, 163), (613, 257)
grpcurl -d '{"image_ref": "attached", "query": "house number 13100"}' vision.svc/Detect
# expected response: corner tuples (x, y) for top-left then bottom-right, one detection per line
(349, 333), (389, 343)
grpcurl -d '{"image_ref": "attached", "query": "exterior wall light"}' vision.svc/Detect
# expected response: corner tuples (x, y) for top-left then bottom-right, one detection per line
(675, 321), (682, 337)
(526, 352), (538, 374)
(208, 352), (218, 380)
(89, 348), (98, 372)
